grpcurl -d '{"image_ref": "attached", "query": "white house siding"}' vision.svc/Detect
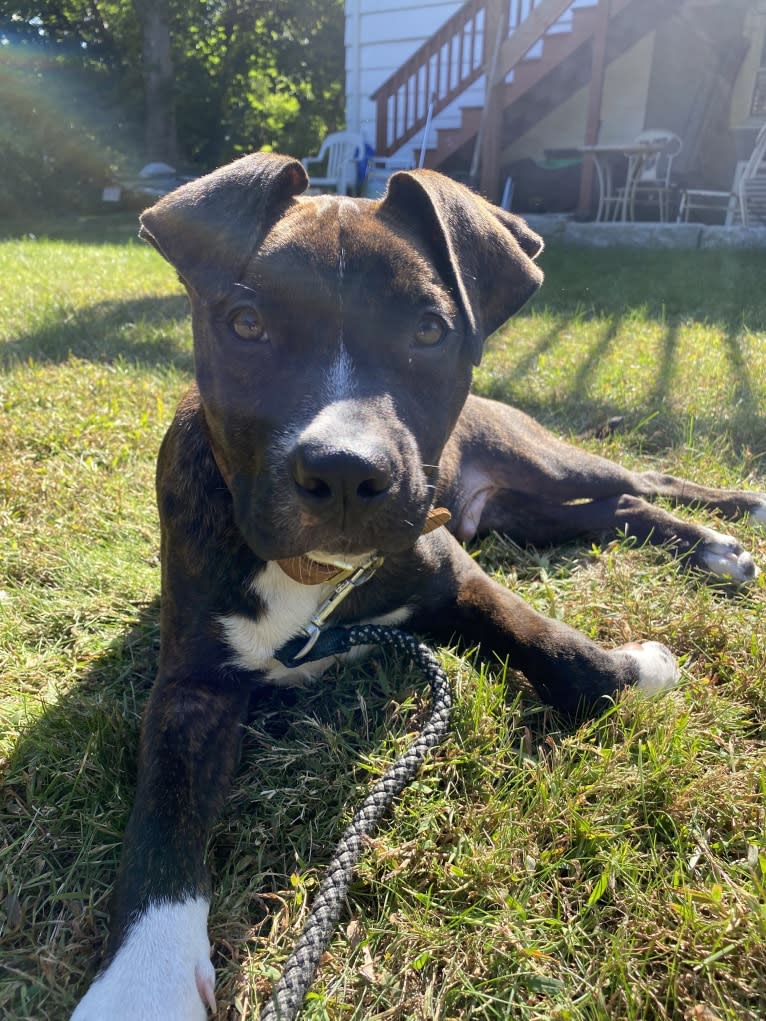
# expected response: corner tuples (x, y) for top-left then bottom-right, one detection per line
(345, 0), (599, 162)
(345, 0), (466, 151)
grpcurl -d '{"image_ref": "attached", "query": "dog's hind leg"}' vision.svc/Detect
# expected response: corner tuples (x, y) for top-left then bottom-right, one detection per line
(448, 396), (766, 527)
(631, 470), (766, 525)
(443, 397), (764, 581)
(476, 490), (759, 585)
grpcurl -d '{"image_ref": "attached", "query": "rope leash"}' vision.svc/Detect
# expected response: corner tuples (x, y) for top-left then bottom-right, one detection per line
(260, 624), (453, 1021)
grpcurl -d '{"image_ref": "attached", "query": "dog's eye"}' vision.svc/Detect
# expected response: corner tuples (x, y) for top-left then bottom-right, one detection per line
(414, 314), (448, 347)
(230, 307), (267, 342)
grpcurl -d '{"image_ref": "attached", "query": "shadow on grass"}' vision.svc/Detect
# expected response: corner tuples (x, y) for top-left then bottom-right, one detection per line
(486, 308), (766, 459)
(482, 384), (766, 465)
(643, 320), (680, 412)
(0, 295), (193, 374)
(499, 317), (567, 384)
(568, 315), (622, 400)
(535, 245), (766, 332)
(723, 321), (761, 411)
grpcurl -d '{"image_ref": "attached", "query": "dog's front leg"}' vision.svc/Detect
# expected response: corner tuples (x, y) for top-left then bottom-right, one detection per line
(71, 674), (250, 1021)
(411, 536), (678, 715)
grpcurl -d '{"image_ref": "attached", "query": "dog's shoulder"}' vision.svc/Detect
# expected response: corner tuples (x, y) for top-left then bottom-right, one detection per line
(158, 384), (219, 505)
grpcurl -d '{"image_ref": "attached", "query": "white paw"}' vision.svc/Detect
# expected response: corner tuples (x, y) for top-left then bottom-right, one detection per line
(698, 528), (759, 585)
(71, 898), (215, 1021)
(617, 641), (680, 695)
(750, 499), (766, 529)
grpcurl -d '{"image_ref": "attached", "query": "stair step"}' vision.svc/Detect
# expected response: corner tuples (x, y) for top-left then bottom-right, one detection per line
(427, 0), (677, 173)
(428, 2), (602, 166)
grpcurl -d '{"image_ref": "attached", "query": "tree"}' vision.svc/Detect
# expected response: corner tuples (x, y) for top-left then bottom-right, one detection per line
(171, 0), (344, 165)
(133, 0), (177, 164)
(0, 4), (140, 213)
(1, 0), (344, 180)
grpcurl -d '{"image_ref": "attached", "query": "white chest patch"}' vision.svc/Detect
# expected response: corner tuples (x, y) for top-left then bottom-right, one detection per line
(219, 563), (331, 670)
(218, 562), (412, 686)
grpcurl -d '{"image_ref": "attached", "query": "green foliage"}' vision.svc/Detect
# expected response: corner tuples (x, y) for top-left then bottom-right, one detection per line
(0, 41), (139, 215)
(173, 1), (345, 164)
(0, 0), (344, 213)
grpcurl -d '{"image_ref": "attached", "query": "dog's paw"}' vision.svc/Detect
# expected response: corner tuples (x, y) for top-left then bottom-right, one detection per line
(749, 498), (766, 530)
(70, 898), (215, 1021)
(616, 641), (680, 695)
(695, 528), (759, 585)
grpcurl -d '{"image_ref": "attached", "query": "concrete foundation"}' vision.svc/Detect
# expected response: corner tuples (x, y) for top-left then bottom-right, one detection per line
(521, 214), (766, 249)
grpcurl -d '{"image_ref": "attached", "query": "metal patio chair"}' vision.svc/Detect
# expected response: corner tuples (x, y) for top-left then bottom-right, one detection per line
(678, 122), (766, 226)
(619, 130), (683, 222)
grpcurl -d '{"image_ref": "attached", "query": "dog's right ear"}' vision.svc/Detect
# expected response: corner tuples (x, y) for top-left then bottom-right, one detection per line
(380, 169), (543, 364)
(138, 153), (308, 299)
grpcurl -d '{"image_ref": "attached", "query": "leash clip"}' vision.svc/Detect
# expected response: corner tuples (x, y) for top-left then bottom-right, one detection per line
(292, 554), (384, 661)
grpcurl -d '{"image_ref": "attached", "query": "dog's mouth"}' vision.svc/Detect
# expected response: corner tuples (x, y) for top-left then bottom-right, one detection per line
(304, 549), (376, 569)
(280, 508), (451, 567)
(261, 525), (418, 564)
(272, 506), (450, 585)
(274, 548), (380, 585)
(234, 493), (433, 563)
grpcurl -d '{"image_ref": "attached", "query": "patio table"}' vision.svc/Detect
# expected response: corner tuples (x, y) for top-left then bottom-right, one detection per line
(578, 143), (669, 222)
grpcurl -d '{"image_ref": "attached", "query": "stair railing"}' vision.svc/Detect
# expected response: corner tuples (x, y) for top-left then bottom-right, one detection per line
(371, 0), (576, 159)
(371, 0), (487, 158)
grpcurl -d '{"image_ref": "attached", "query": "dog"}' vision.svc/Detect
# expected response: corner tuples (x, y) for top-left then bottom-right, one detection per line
(71, 153), (765, 1020)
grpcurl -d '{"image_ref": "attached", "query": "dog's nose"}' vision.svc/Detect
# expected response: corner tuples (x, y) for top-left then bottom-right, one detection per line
(290, 442), (393, 518)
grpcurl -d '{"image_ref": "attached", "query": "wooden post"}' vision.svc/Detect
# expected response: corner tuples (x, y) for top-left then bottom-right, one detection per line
(577, 0), (611, 216)
(478, 0), (510, 200)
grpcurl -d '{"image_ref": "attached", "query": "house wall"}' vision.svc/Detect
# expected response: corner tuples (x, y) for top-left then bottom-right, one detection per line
(345, 0), (600, 155)
(499, 33), (654, 164)
(644, 2), (756, 188)
(345, 0), (465, 143)
(498, 1), (764, 208)
(346, 0), (764, 195)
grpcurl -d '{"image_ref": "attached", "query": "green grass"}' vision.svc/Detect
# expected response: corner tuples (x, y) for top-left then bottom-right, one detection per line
(1, 221), (765, 1021)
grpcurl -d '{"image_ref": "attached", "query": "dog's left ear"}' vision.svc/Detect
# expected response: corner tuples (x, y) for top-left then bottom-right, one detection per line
(138, 153), (308, 299)
(381, 169), (543, 363)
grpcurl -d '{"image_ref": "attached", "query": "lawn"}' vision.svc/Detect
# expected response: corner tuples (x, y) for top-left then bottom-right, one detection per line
(1, 216), (765, 1021)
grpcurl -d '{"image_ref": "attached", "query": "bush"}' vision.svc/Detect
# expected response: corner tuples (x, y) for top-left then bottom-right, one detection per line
(0, 43), (140, 216)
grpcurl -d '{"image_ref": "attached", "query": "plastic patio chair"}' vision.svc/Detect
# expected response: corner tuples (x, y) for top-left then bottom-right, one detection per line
(301, 132), (367, 195)
(678, 122), (766, 226)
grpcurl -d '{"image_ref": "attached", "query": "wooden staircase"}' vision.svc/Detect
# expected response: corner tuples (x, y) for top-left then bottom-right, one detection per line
(429, 0), (620, 171)
(371, 0), (684, 200)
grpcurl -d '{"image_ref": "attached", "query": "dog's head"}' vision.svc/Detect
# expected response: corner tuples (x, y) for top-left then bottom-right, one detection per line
(140, 153), (542, 562)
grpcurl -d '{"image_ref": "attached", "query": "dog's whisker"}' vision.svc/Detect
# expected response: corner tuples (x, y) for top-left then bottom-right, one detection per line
(233, 281), (258, 295)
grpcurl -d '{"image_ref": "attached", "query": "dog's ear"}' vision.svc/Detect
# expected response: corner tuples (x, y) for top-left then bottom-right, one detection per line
(380, 169), (543, 364)
(138, 153), (308, 298)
